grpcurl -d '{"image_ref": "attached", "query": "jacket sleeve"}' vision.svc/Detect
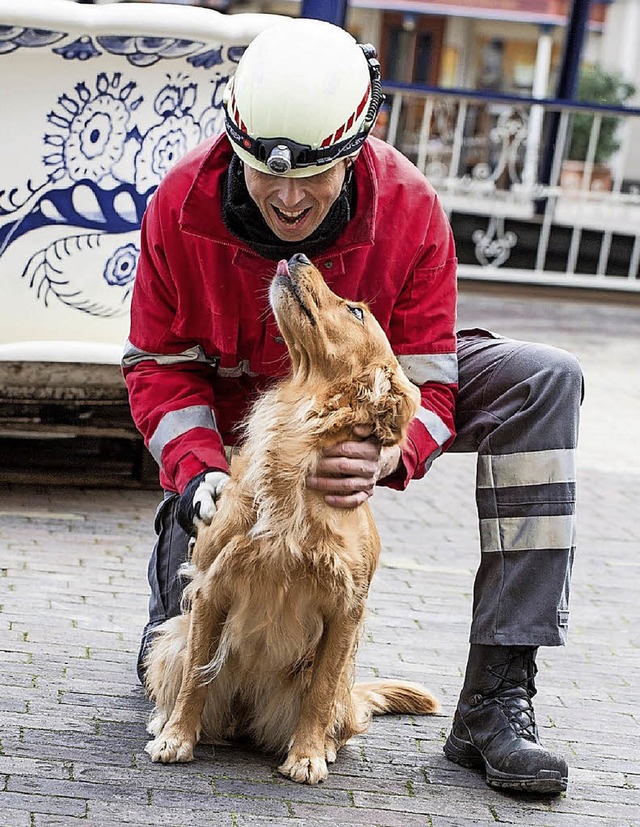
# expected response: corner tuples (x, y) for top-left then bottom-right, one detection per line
(381, 193), (458, 490)
(122, 193), (228, 493)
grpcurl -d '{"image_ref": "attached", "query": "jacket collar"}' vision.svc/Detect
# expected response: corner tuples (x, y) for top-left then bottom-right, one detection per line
(179, 134), (378, 254)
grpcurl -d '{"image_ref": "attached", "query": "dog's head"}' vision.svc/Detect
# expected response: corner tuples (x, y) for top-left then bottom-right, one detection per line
(269, 254), (420, 446)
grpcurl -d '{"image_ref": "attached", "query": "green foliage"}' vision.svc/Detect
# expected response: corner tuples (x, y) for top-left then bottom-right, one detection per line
(567, 65), (636, 163)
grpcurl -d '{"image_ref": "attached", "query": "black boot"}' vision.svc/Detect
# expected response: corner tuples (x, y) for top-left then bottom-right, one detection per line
(444, 645), (568, 794)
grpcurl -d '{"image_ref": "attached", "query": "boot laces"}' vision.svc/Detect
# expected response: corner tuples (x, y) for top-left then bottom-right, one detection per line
(494, 689), (538, 741)
(485, 649), (539, 742)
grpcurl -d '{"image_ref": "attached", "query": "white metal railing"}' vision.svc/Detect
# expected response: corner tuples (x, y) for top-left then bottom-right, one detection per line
(381, 82), (640, 290)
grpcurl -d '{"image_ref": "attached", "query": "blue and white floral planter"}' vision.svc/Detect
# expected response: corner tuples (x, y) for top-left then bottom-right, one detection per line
(0, 0), (285, 362)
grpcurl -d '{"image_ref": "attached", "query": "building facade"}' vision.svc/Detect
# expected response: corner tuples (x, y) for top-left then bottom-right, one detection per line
(231, 0), (639, 179)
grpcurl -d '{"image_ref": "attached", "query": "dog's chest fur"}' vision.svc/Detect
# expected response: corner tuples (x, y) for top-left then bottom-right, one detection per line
(211, 512), (376, 677)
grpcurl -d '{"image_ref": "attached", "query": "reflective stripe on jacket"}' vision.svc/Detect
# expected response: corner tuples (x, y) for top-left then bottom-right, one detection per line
(123, 134), (458, 493)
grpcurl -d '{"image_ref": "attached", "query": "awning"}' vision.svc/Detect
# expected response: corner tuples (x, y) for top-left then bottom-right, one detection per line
(349, 0), (606, 29)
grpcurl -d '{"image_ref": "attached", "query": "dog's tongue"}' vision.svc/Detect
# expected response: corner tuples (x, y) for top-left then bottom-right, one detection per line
(276, 259), (290, 278)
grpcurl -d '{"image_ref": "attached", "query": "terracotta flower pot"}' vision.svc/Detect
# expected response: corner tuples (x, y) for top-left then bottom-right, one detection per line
(560, 159), (613, 192)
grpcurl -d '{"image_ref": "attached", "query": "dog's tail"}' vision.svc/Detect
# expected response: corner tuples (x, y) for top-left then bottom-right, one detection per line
(352, 680), (439, 717)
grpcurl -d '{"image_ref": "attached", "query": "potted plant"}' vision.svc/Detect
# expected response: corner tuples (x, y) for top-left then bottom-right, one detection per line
(561, 64), (636, 191)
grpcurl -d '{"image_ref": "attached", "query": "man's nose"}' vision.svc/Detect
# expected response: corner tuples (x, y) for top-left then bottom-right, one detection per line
(276, 178), (305, 207)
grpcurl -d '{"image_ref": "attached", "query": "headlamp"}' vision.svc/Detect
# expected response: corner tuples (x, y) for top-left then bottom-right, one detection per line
(266, 145), (293, 175)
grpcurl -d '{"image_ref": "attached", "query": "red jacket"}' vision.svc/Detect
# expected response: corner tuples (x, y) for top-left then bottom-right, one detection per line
(123, 135), (458, 494)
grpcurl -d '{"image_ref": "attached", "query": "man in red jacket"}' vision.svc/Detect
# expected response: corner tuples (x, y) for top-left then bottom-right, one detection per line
(123, 18), (582, 795)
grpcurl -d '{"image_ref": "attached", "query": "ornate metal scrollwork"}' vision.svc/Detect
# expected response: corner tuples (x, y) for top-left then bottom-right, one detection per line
(472, 216), (518, 267)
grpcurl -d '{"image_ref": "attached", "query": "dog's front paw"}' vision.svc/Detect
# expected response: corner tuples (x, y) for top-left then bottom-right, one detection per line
(145, 730), (195, 763)
(278, 751), (328, 785)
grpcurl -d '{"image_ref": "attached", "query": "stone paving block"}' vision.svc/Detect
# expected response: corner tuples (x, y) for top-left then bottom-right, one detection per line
(430, 820), (514, 827)
(232, 817), (310, 827)
(214, 776), (356, 806)
(0, 756), (72, 782)
(493, 797), (639, 824)
(351, 785), (501, 820)
(151, 787), (293, 819)
(75, 763), (217, 796)
(287, 800), (413, 826)
(497, 817), (634, 827)
(1, 711), (99, 736)
(33, 821), (132, 827)
(86, 800), (237, 826)
(0, 808), (31, 827)
(7, 773), (146, 807)
(7, 733), (140, 768)
(0, 791), (88, 818)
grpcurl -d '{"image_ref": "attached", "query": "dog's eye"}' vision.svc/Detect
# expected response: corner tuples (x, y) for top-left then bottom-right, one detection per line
(347, 305), (365, 323)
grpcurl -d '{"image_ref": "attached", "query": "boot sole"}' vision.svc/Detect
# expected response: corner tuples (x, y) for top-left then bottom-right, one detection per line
(488, 770), (568, 794)
(444, 731), (568, 795)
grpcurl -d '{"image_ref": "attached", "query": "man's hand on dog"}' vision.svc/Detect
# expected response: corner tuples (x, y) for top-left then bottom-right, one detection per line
(306, 424), (401, 508)
(176, 470), (230, 535)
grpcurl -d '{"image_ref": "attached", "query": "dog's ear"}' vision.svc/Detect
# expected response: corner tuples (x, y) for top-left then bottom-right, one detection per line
(320, 362), (420, 445)
(362, 363), (421, 445)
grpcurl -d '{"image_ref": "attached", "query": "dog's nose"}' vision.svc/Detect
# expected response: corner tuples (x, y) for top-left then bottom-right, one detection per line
(289, 253), (311, 267)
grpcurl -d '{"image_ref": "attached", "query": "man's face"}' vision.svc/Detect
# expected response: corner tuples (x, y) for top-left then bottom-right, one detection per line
(243, 160), (349, 243)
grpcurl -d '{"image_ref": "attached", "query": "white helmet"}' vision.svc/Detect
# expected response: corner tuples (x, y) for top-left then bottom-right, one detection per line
(223, 18), (384, 178)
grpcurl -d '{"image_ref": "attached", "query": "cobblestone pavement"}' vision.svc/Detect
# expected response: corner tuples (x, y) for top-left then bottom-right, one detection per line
(1, 287), (639, 826)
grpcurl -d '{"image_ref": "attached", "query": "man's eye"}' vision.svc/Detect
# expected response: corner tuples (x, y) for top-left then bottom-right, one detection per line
(347, 305), (365, 323)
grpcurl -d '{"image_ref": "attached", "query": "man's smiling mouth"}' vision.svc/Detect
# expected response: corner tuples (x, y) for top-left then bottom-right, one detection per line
(273, 205), (312, 226)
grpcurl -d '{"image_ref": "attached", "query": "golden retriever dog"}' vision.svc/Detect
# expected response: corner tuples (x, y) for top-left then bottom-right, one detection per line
(143, 253), (439, 783)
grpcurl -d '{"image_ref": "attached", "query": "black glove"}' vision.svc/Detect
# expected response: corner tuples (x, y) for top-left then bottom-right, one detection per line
(175, 470), (230, 536)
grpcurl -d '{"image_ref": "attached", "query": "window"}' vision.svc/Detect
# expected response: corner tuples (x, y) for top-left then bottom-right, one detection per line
(381, 13), (444, 87)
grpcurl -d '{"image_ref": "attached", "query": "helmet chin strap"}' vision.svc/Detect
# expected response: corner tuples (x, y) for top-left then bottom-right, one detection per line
(358, 44), (385, 133)
(344, 159), (355, 188)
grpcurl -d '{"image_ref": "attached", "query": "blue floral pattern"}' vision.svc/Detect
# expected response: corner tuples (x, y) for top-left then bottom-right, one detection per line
(104, 243), (139, 287)
(0, 27), (245, 319)
(53, 36), (101, 61)
(0, 25), (65, 53)
(44, 73), (141, 185)
(97, 35), (204, 68)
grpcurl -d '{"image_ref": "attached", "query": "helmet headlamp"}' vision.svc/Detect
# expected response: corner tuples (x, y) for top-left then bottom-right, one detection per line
(266, 145), (293, 175)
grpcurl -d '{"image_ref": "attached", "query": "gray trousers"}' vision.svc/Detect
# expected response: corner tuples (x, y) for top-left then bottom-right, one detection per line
(138, 330), (583, 676)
